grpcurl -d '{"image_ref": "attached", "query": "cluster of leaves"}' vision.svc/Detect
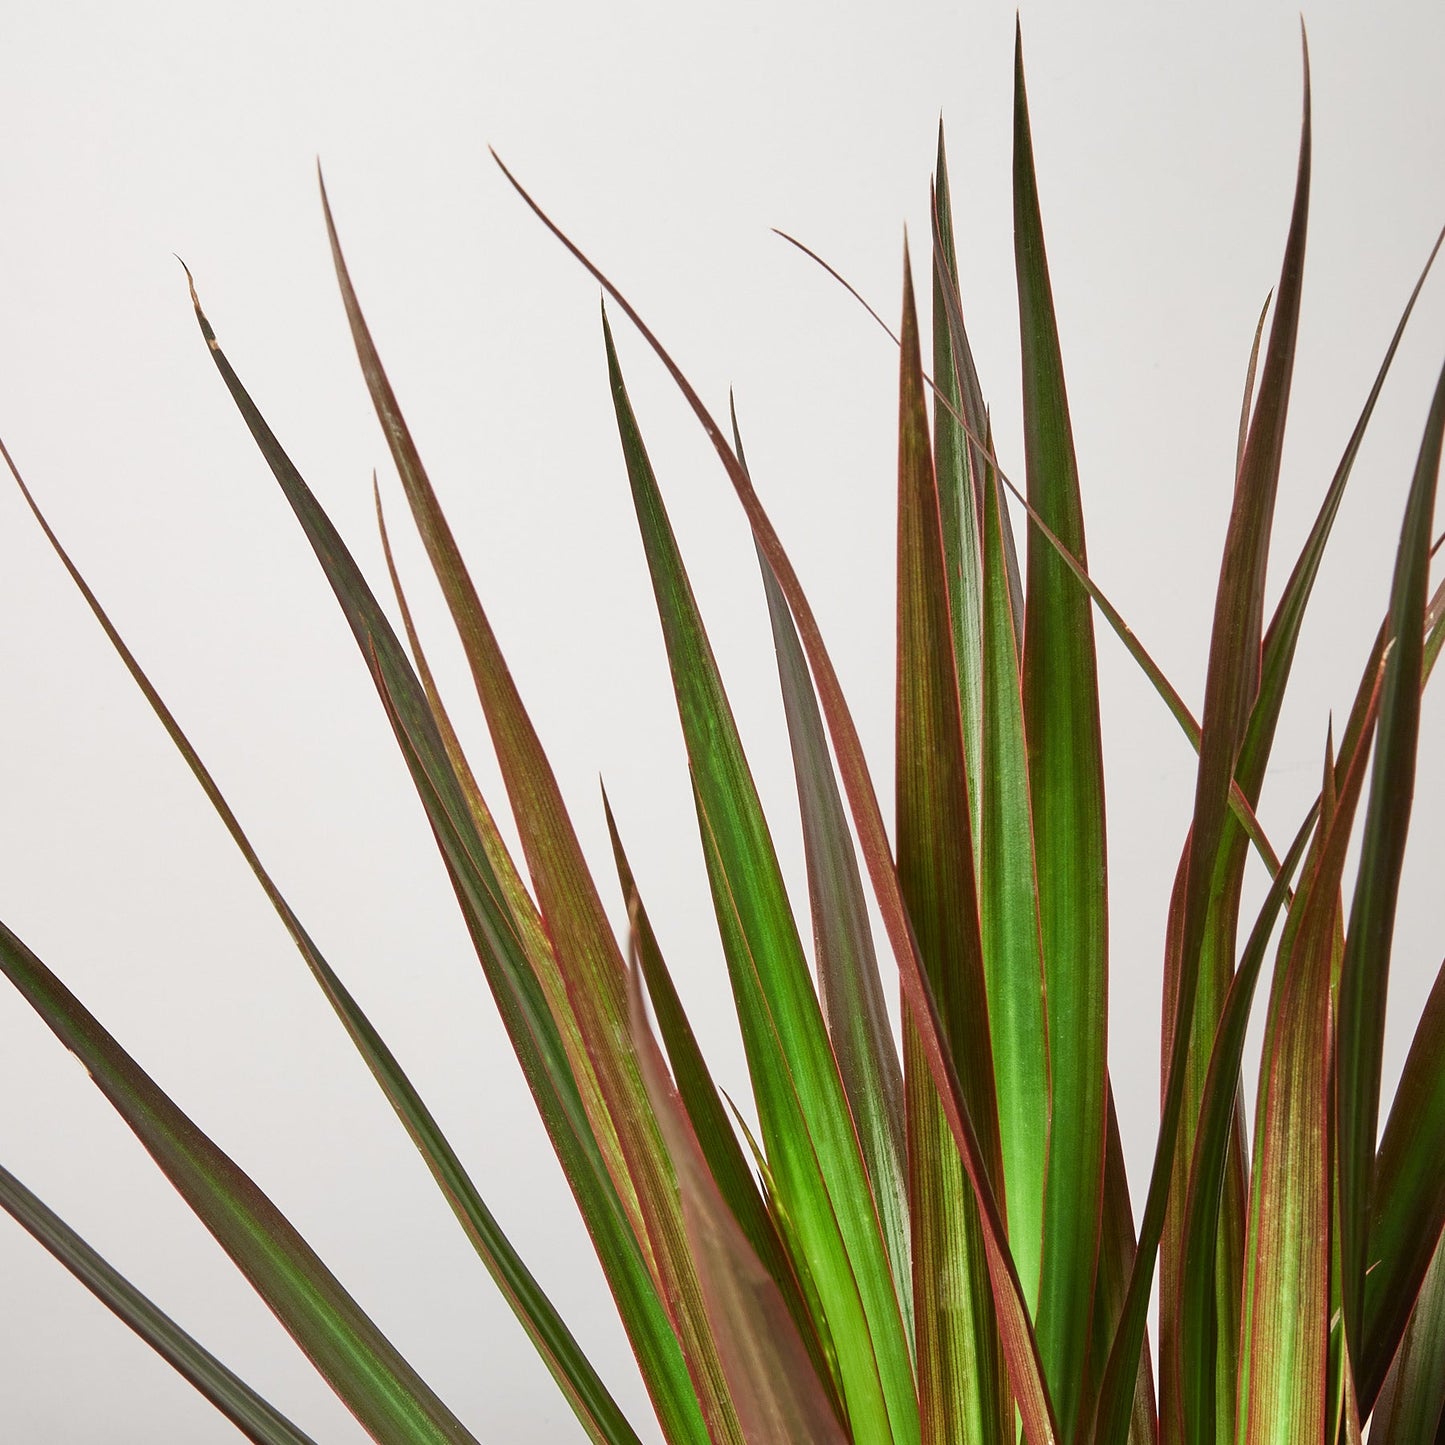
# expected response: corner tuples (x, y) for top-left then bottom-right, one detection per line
(3, 29), (1444, 1445)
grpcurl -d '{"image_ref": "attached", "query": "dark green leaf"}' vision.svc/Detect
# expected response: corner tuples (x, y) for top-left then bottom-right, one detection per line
(0, 1164), (319, 1445)
(1013, 29), (1109, 1436)
(1361, 956), (1445, 1410)
(0, 921), (480, 1445)
(5, 439), (644, 1445)
(1336, 353), (1445, 1358)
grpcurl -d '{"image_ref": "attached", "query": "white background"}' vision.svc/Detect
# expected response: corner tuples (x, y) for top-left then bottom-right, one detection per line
(1, 2), (1442, 1440)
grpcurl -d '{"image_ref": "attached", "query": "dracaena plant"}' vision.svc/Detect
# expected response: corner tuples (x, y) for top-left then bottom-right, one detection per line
(3, 25), (1443, 1445)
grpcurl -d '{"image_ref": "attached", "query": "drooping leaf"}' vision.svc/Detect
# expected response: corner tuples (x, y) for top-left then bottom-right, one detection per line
(5, 440), (644, 1445)
(0, 921), (481, 1445)
(0, 1164), (319, 1445)
(497, 152), (1058, 1445)
(1013, 29), (1109, 1436)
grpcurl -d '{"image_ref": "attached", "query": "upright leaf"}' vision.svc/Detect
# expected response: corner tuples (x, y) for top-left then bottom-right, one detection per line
(1336, 353), (1445, 1361)
(895, 248), (1011, 1445)
(626, 953), (850, 1445)
(1361, 956), (1445, 1410)
(605, 313), (920, 1445)
(757, 541), (912, 1325)
(321, 188), (740, 1445)
(1013, 29), (1108, 1435)
(497, 155), (1059, 1445)
(1369, 1225), (1445, 1445)
(931, 126), (987, 833)
(1236, 712), (1373, 1445)
(1092, 42), (1311, 1445)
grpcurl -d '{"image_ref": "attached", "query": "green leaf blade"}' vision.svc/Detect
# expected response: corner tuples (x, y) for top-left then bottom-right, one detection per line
(895, 248), (1011, 1445)
(605, 313), (919, 1445)
(1336, 353), (1445, 1357)
(1013, 30), (1109, 1437)
(0, 1164), (321, 1445)
(186, 291), (708, 1445)
(1362, 956), (1445, 1410)
(757, 541), (912, 1329)
(0, 921), (481, 1445)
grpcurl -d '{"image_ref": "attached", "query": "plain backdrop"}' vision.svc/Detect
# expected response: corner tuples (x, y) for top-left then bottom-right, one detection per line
(1, 2), (1442, 1440)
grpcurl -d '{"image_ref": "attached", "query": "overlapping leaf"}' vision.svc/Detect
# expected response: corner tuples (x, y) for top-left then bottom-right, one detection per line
(4, 438), (644, 1445)
(895, 248), (1011, 1445)
(604, 311), (919, 1445)
(0, 921), (481, 1445)
(185, 287), (708, 1445)
(0, 1164), (319, 1445)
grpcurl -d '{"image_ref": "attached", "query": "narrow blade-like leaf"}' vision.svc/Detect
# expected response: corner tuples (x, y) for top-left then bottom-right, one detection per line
(605, 311), (919, 1445)
(497, 153), (1058, 1445)
(1014, 29), (1108, 1434)
(5, 440), (645, 1445)
(626, 949), (850, 1445)
(0, 1164), (319, 1445)
(1237, 705), (1378, 1445)
(321, 187), (739, 1445)
(895, 247), (1011, 1445)
(1361, 956), (1445, 1410)
(1369, 1225), (1445, 1445)
(603, 789), (827, 1385)
(1336, 353), (1445, 1359)
(0, 922), (480, 1445)
(185, 289), (708, 1445)
(757, 540), (911, 1324)
(1092, 43), (1312, 1445)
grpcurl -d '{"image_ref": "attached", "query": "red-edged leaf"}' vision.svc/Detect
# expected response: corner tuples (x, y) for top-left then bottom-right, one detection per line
(497, 151), (1059, 1445)
(896, 246), (1012, 1445)
(626, 946), (849, 1445)
(1013, 29), (1109, 1436)
(1369, 1223), (1445, 1445)
(0, 921), (481, 1445)
(183, 287), (708, 1445)
(1237, 696), (1380, 1445)
(1336, 353), (1445, 1360)
(1361, 956), (1445, 1410)
(6, 438), (647, 1445)
(756, 540), (912, 1323)
(1091, 43), (1312, 1445)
